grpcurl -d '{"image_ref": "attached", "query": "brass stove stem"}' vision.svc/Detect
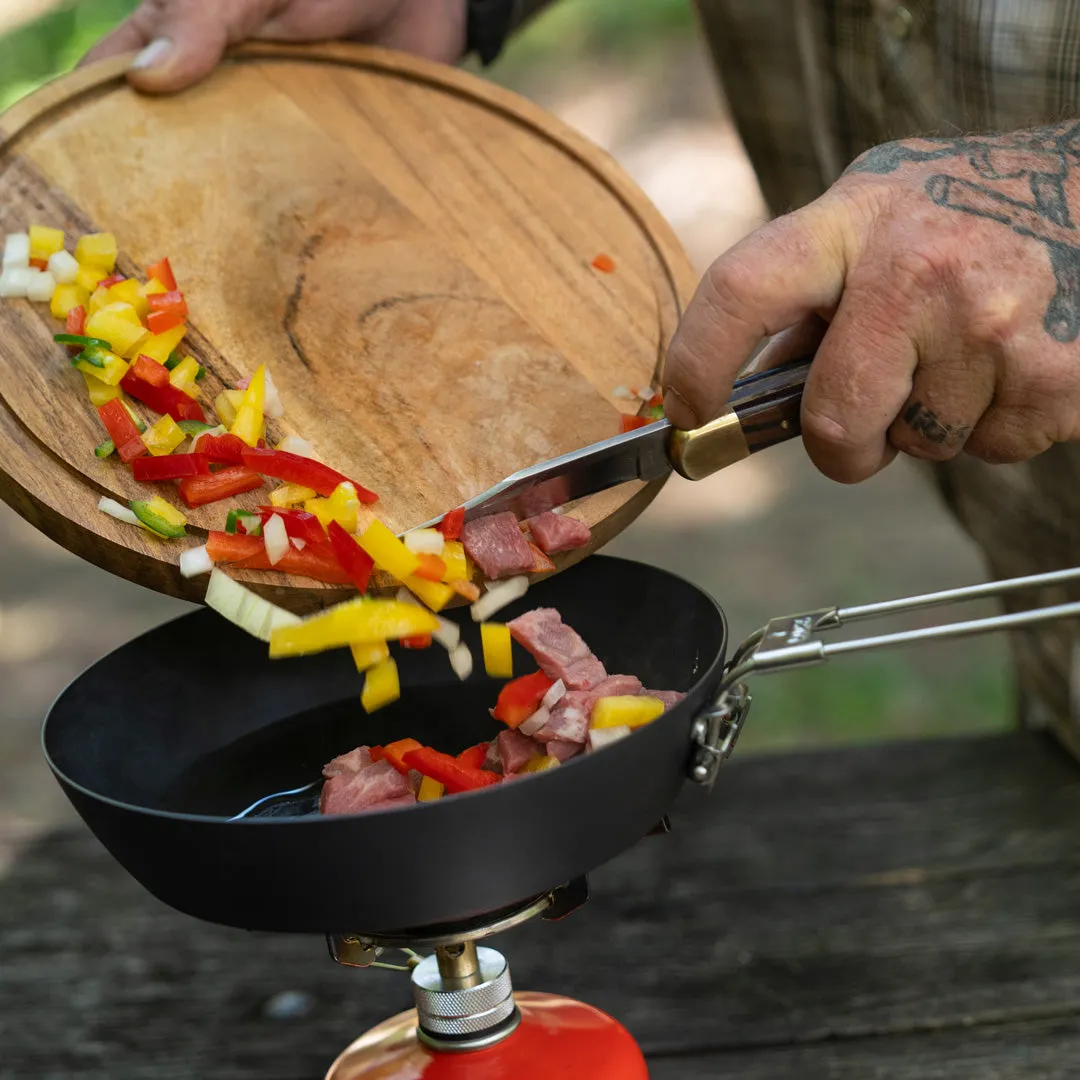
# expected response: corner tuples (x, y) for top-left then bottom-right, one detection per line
(435, 941), (481, 989)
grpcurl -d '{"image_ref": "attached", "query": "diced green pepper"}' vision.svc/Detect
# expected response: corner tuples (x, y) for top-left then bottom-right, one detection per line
(225, 508), (262, 536)
(54, 333), (113, 350)
(176, 419), (216, 436)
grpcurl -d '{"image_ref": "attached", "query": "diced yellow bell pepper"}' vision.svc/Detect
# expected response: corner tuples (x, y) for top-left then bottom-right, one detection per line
(143, 414), (185, 456)
(270, 483), (317, 508)
(590, 696), (665, 730)
(168, 355), (201, 398)
(76, 264), (108, 293)
(350, 639), (390, 672)
(521, 755), (560, 773)
(85, 304), (149, 358)
(137, 324), (186, 365)
(417, 775), (444, 802)
(303, 497), (334, 530)
(74, 232), (118, 272)
(403, 575), (454, 612)
(327, 482), (360, 533)
(141, 277), (168, 298)
(81, 370), (123, 406)
(141, 495), (187, 534)
(214, 389), (244, 427)
(361, 657), (400, 713)
(357, 520), (420, 582)
(269, 598), (439, 658)
(50, 282), (90, 320)
(29, 225), (65, 261)
(481, 622), (513, 679)
(230, 364), (265, 448)
(87, 286), (111, 317)
(441, 541), (468, 582)
(73, 349), (129, 386)
(107, 278), (149, 319)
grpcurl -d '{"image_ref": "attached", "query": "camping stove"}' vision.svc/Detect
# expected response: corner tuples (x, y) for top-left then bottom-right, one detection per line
(321, 875), (648, 1079)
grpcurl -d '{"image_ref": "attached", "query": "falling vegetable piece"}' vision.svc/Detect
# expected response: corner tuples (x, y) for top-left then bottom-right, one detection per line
(357, 519), (420, 582)
(401, 633), (433, 649)
(471, 576), (530, 623)
(267, 597), (439, 658)
(492, 670), (555, 728)
(449, 579), (481, 603)
(481, 622), (514, 679)
(402, 574), (455, 612)
(327, 520), (375, 593)
(414, 553), (447, 582)
(361, 657), (400, 713)
(350, 639), (390, 672)
(203, 568), (302, 643)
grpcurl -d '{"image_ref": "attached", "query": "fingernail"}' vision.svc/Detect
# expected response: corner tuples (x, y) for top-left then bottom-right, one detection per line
(130, 38), (172, 71)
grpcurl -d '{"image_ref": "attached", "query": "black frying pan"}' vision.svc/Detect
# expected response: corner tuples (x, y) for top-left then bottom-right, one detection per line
(43, 556), (727, 935)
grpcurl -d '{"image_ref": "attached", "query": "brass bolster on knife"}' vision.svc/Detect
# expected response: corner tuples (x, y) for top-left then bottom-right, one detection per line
(668, 409), (750, 481)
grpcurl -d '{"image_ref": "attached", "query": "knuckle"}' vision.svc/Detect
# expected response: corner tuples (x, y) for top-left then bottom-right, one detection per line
(888, 247), (951, 299)
(965, 406), (1053, 464)
(966, 293), (1023, 350)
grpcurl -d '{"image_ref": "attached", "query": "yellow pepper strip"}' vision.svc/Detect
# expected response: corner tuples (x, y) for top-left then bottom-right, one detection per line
(590, 696), (665, 730)
(441, 541), (468, 582)
(481, 622), (513, 679)
(76, 264), (108, 293)
(137, 323), (186, 365)
(73, 349), (128, 386)
(230, 364), (265, 447)
(357, 520), (420, 582)
(303, 497), (335, 531)
(143, 415), (185, 456)
(213, 389), (244, 427)
(270, 483), (317, 508)
(85, 304), (149, 358)
(350, 639), (390, 672)
(521, 755), (560, 773)
(107, 278), (149, 319)
(403, 575), (454, 612)
(141, 277), (168, 298)
(168, 355), (201, 398)
(50, 283), (90, 320)
(29, 225), (65, 261)
(141, 495), (188, 536)
(417, 775), (444, 802)
(361, 657), (400, 713)
(74, 232), (118, 272)
(269, 598), (439, 658)
(327, 482), (360, 533)
(81, 370), (123, 406)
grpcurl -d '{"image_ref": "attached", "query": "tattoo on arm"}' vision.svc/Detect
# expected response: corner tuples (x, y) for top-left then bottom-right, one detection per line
(902, 402), (972, 446)
(846, 122), (1080, 343)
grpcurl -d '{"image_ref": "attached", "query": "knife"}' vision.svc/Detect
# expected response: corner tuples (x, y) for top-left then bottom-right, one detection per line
(408, 355), (812, 530)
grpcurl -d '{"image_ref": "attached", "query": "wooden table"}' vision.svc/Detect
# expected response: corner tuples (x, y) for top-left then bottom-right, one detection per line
(4, 731), (1080, 1079)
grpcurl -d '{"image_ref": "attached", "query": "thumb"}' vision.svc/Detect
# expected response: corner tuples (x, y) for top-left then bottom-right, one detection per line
(662, 202), (851, 429)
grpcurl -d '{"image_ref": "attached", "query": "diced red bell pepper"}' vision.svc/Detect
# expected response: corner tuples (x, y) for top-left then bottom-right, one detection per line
(239, 448), (377, 502)
(259, 507), (328, 547)
(414, 553), (447, 582)
(591, 253), (616, 273)
(402, 747), (501, 795)
(206, 531), (264, 562)
(326, 519), (375, 593)
(178, 465), (264, 508)
(65, 306), (87, 354)
(121, 371), (207, 423)
(148, 289), (188, 316)
(197, 433), (246, 464)
(456, 743), (489, 771)
(131, 354), (170, 388)
(401, 634), (433, 649)
(492, 670), (555, 728)
(132, 453), (209, 482)
(99, 273), (125, 289)
(233, 543), (352, 583)
(146, 258), (177, 291)
(370, 738), (423, 775)
(528, 542), (556, 574)
(436, 507), (465, 540)
(620, 415), (650, 434)
(647, 392), (663, 409)
(97, 398), (147, 463)
(146, 308), (186, 335)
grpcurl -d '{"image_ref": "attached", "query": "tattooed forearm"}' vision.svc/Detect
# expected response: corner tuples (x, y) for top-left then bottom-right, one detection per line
(846, 121), (1080, 342)
(903, 402), (971, 446)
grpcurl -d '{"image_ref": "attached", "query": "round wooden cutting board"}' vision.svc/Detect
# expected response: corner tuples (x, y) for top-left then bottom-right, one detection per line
(0, 44), (696, 611)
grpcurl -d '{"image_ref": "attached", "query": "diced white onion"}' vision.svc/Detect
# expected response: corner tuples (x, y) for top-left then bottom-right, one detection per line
(263, 368), (285, 418)
(396, 587), (419, 606)
(404, 528), (445, 556)
(263, 513), (289, 565)
(26, 270), (56, 303)
(189, 424), (226, 452)
(449, 642), (473, 681)
(611, 385), (636, 400)
(432, 616), (460, 651)
(518, 705), (550, 737)
(470, 575), (529, 622)
(291, 537), (307, 551)
(2, 233), (29, 269)
(0, 267), (36, 298)
(277, 434), (313, 457)
(204, 568), (302, 642)
(97, 496), (140, 526)
(542, 679), (566, 709)
(47, 249), (79, 284)
(179, 544), (213, 578)
(588, 725), (632, 751)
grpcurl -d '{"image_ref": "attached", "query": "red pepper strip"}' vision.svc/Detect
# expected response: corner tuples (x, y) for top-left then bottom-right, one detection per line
(97, 398), (147, 463)
(29, 257), (48, 271)
(258, 507), (327, 547)
(99, 273), (125, 289)
(240, 448), (378, 502)
(413, 553), (447, 582)
(620, 415), (650, 434)
(197, 433), (247, 464)
(65, 306), (87, 355)
(121, 371), (207, 423)
(146, 308), (186, 335)
(131, 354), (170, 388)
(493, 670), (555, 728)
(132, 453), (209, 482)
(401, 634), (433, 649)
(528, 542), (556, 574)
(403, 747), (501, 795)
(232, 543), (352, 584)
(456, 743), (489, 770)
(370, 738), (423, 775)
(326, 520), (375, 593)
(436, 507), (464, 540)
(146, 258), (177, 291)
(206, 531), (263, 562)
(178, 466), (264, 508)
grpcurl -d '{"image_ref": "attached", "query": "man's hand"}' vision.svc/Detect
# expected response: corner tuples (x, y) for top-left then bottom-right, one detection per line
(663, 122), (1080, 483)
(81, 0), (467, 93)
